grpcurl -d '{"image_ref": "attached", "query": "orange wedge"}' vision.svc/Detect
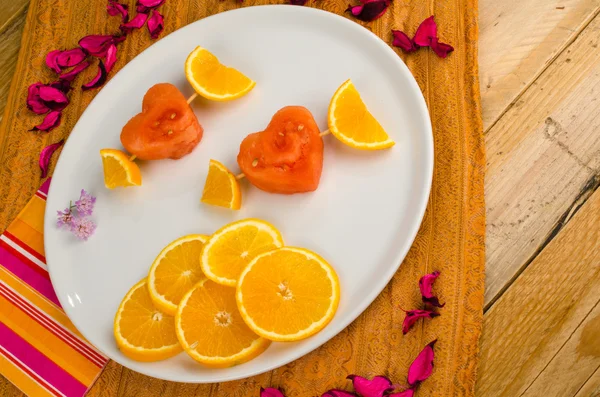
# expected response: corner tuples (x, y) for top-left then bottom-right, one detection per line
(175, 279), (271, 367)
(147, 234), (208, 316)
(236, 247), (340, 342)
(185, 46), (256, 101)
(201, 159), (242, 210)
(328, 79), (395, 150)
(114, 279), (182, 361)
(200, 219), (284, 287)
(100, 149), (142, 189)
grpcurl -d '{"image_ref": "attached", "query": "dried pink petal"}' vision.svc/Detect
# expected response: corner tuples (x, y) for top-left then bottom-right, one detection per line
(113, 34), (127, 44)
(79, 35), (115, 57)
(107, 0), (129, 22)
(59, 61), (91, 81)
(39, 139), (64, 177)
(388, 389), (415, 397)
(347, 375), (393, 397)
(147, 10), (164, 39)
(120, 12), (149, 34)
(136, 0), (165, 12)
(105, 44), (118, 73)
(419, 271), (444, 307)
(290, 0), (308, 5)
(260, 387), (285, 397)
(391, 30), (417, 53)
(31, 111), (62, 132)
(45, 50), (63, 73)
(321, 390), (357, 397)
(413, 16), (437, 47)
(56, 48), (87, 68)
(26, 83), (50, 115)
(82, 61), (107, 90)
(346, 0), (390, 22)
(431, 38), (454, 58)
(407, 340), (436, 386)
(402, 309), (440, 334)
(50, 79), (72, 93)
(38, 86), (69, 110)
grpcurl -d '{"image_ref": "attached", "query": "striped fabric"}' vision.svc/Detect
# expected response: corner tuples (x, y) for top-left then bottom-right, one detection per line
(0, 179), (108, 397)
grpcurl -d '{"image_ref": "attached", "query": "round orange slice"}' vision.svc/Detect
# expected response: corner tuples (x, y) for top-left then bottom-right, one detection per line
(100, 149), (142, 189)
(147, 234), (208, 316)
(201, 159), (242, 210)
(175, 279), (270, 367)
(236, 247), (340, 342)
(328, 79), (395, 150)
(114, 279), (182, 361)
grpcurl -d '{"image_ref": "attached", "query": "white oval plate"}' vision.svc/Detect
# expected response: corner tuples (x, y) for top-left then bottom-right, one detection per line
(45, 5), (432, 383)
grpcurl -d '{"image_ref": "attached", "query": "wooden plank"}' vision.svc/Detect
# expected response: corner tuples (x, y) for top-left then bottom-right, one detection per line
(0, 4), (27, 125)
(574, 366), (600, 396)
(0, 0), (28, 30)
(476, 185), (600, 395)
(484, 12), (600, 306)
(478, 0), (600, 128)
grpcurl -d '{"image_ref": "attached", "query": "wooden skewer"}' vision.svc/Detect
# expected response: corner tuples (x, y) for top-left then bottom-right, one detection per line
(129, 155), (137, 161)
(187, 93), (198, 104)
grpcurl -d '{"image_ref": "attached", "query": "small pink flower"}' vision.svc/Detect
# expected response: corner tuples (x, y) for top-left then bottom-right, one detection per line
(70, 216), (97, 241)
(75, 189), (96, 216)
(56, 208), (74, 228)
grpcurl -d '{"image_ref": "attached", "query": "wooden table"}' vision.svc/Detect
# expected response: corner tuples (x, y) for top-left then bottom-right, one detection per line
(1, 1), (599, 395)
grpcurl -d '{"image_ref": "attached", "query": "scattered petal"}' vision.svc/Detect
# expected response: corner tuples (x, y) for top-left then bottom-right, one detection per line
(388, 389), (415, 397)
(346, 0), (390, 22)
(45, 50), (62, 73)
(290, 0), (308, 5)
(402, 309), (440, 334)
(75, 189), (96, 216)
(260, 388), (285, 397)
(79, 35), (115, 57)
(38, 86), (69, 110)
(26, 83), (50, 114)
(413, 16), (437, 47)
(56, 207), (74, 228)
(321, 390), (357, 397)
(82, 61), (108, 90)
(104, 44), (118, 73)
(50, 79), (73, 93)
(70, 216), (97, 241)
(419, 271), (444, 307)
(59, 61), (91, 81)
(347, 375), (393, 397)
(136, 0), (165, 13)
(56, 48), (87, 68)
(391, 30), (417, 53)
(120, 12), (149, 34)
(31, 111), (62, 132)
(113, 34), (127, 44)
(407, 340), (436, 386)
(147, 10), (164, 39)
(39, 139), (64, 177)
(431, 38), (454, 58)
(107, 0), (129, 22)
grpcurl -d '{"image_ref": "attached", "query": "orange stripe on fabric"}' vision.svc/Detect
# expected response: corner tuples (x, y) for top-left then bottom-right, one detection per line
(15, 195), (46, 234)
(0, 353), (56, 397)
(0, 294), (102, 386)
(6, 219), (45, 258)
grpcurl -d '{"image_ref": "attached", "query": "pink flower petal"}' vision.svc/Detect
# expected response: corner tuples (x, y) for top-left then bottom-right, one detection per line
(82, 61), (108, 90)
(113, 34), (127, 44)
(147, 10), (164, 39)
(413, 16), (437, 47)
(347, 375), (393, 397)
(50, 79), (73, 93)
(38, 86), (69, 110)
(120, 12), (149, 34)
(391, 30), (417, 53)
(407, 340), (436, 386)
(345, 0), (390, 22)
(56, 48), (87, 68)
(260, 387), (285, 397)
(388, 389), (415, 397)
(419, 271), (444, 307)
(107, 0), (129, 22)
(321, 390), (357, 397)
(104, 44), (118, 73)
(39, 139), (64, 177)
(136, 0), (165, 12)
(79, 35), (115, 57)
(402, 309), (440, 334)
(31, 111), (62, 133)
(59, 61), (91, 81)
(45, 50), (62, 73)
(26, 83), (50, 114)
(431, 38), (454, 58)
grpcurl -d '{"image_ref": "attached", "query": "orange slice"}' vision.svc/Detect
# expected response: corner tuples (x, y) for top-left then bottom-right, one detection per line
(100, 149), (142, 189)
(200, 219), (284, 287)
(175, 279), (270, 367)
(201, 159), (242, 210)
(236, 247), (340, 342)
(113, 279), (182, 361)
(327, 79), (395, 150)
(147, 234), (209, 316)
(185, 46), (256, 101)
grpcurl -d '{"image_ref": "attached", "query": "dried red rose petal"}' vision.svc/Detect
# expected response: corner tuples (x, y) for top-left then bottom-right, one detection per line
(82, 61), (108, 90)
(50, 80), (72, 93)
(38, 86), (69, 110)
(107, 0), (129, 22)
(407, 340), (436, 386)
(31, 111), (62, 133)
(39, 139), (64, 177)
(290, 0), (308, 5)
(413, 16), (437, 47)
(147, 10), (164, 39)
(56, 48), (87, 68)
(45, 50), (62, 73)
(321, 390), (357, 397)
(402, 309), (440, 334)
(431, 38), (454, 58)
(104, 44), (118, 73)
(120, 12), (149, 34)
(346, 0), (390, 22)
(79, 35), (115, 57)
(260, 387), (285, 397)
(136, 0), (165, 13)
(347, 375), (393, 397)
(27, 83), (50, 114)
(419, 271), (444, 307)
(59, 61), (91, 82)
(391, 30), (417, 53)
(388, 389), (415, 397)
